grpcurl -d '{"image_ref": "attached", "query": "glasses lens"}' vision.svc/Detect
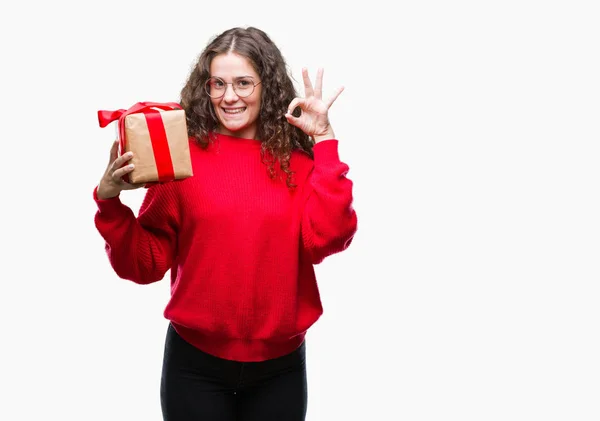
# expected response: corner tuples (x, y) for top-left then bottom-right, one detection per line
(205, 77), (225, 98)
(233, 77), (255, 97)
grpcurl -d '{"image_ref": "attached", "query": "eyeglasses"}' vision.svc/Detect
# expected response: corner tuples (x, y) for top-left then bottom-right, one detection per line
(204, 76), (262, 98)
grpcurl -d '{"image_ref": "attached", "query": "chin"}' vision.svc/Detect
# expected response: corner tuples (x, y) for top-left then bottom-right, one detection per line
(222, 123), (246, 133)
(219, 115), (248, 128)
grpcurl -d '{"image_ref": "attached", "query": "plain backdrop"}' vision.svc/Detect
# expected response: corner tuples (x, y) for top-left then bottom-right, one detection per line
(1, 0), (599, 420)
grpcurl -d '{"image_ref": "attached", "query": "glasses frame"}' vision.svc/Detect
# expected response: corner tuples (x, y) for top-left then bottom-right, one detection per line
(204, 76), (262, 99)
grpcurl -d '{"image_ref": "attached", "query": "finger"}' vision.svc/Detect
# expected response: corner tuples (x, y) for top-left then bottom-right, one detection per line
(302, 68), (314, 97)
(286, 98), (307, 115)
(284, 112), (301, 128)
(325, 86), (345, 109)
(112, 163), (135, 181)
(111, 151), (134, 172)
(314, 68), (324, 99)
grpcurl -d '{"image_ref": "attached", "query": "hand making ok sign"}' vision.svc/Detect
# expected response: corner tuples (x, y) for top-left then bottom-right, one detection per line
(285, 68), (344, 143)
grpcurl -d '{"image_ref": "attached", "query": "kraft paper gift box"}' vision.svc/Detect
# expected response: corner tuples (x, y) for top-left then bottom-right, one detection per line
(97, 101), (193, 185)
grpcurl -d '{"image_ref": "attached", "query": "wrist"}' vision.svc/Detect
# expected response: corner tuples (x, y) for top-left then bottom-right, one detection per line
(96, 185), (119, 200)
(313, 129), (335, 143)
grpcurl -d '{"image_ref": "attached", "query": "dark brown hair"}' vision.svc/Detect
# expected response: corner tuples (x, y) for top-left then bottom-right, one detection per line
(179, 27), (313, 187)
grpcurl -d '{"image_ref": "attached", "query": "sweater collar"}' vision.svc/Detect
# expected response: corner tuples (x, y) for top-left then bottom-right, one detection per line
(210, 131), (262, 149)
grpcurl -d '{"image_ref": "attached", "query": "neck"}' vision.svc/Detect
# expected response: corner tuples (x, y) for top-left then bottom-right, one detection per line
(217, 126), (257, 140)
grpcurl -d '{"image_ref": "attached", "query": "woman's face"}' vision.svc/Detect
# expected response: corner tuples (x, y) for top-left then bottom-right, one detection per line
(208, 52), (262, 140)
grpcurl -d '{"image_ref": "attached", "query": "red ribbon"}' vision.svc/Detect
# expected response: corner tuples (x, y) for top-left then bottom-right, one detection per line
(98, 101), (182, 183)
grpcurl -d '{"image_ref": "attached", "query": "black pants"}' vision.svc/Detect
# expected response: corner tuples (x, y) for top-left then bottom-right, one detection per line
(160, 323), (308, 421)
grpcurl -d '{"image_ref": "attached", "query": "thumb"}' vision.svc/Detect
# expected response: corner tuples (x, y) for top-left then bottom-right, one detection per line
(285, 111), (301, 128)
(109, 139), (119, 163)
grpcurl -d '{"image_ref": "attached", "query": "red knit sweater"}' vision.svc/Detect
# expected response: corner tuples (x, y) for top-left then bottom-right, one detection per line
(93, 133), (357, 362)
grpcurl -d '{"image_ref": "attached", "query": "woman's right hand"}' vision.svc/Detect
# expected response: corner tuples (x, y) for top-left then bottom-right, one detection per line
(96, 140), (146, 200)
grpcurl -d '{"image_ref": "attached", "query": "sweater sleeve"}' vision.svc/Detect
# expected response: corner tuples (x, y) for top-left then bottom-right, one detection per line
(93, 182), (180, 284)
(301, 139), (358, 264)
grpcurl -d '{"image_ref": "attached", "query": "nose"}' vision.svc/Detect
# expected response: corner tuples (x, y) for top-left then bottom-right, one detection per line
(223, 83), (239, 102)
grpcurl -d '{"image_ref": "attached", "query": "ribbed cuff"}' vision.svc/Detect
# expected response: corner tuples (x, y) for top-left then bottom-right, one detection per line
(313, 139), (340, 166)
(93, 185), (125, 216)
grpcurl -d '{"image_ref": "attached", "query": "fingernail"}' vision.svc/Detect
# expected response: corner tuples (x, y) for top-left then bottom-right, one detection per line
(129, 164), (134, 169)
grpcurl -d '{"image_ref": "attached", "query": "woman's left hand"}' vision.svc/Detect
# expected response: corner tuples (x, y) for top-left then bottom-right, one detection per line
(285, 68), (344, 143)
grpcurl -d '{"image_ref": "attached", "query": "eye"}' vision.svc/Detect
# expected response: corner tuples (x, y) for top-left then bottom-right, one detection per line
(211, 78), (225, 88)
(236, 78), (253, 88)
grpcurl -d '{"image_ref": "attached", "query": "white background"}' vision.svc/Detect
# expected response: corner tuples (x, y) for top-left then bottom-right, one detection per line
(1, 0), (599, 420)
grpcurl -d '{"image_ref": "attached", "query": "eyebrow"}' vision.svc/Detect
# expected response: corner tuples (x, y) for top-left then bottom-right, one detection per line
(210, 75), (256, 80)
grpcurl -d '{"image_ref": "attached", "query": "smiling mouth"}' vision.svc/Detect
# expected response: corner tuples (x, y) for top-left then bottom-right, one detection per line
(222, 107), (246, 115)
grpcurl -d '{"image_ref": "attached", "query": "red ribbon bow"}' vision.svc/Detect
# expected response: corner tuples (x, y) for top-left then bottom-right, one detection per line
(98, 101), (183, 184)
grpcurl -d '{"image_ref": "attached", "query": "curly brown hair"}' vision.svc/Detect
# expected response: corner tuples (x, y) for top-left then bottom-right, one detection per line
(179, 27), (313, 188)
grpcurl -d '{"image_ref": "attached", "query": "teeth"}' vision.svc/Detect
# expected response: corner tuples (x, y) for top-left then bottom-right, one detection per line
(223, 108), (245, 114)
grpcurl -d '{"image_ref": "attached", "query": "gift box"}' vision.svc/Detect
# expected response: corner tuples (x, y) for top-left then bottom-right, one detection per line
(97, 101), (193, 185)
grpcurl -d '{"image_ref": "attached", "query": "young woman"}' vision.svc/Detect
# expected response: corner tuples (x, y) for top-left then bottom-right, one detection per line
(93, 26), (357, 420)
